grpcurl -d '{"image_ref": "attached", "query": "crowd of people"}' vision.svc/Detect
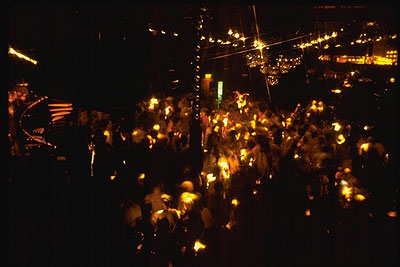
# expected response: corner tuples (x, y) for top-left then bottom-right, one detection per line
(9, 91), (397, 266)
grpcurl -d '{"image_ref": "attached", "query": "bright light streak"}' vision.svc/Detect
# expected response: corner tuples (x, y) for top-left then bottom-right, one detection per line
(51, 111), (71, 117)
(354, 194), (366, 201)
(48, 103), (73, 107)
(49, 107), (73, 112)
(8, 46), (38, 65)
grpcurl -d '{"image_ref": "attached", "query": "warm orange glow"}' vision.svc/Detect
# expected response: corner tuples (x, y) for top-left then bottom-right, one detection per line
(206, 173), (216, 183)
(344, 168), (351, 174)
(51, 111), (71, 117)
(103, 130), (110, 137)
(231, 198), (239, 206)
(337, 134), (345, 144)
(147, 135), (156, 149)
(240, 149), (247, 161)
(110, 171), (117, 181)
(153, 124), (160, 131)
(181, 192), (198, 204)
(360, 143), (370, 153)
(390, 77), (395, 83)
(354, 194), (366, 201)
(218, 156), (230, 179)
(305, 209), (311, 216)
(51, 116), (64, 122)
(9, 46), (38, 65)
(194, 240), (206, 252)
(387, 211), (397, 218)
(138, 173), (145, 180)
(342, 186), (353, 200)
(49, 107), (73, 112)
(332, 122), (341, 131)
(148, 98), (159, 110)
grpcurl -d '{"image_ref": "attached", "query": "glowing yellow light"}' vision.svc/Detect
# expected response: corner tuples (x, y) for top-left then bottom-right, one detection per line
(249, 158), (254, 166)
(49, 107), (73, 112)
(360, 143), (369, 153)
(207, 173), (216, 183)
(132, 130), (138, 136)
(214, 126), (220, 132)
(218, 156), (230, 179)
(331, 89), (342, 94)
(233, 33), (240, 39)
(194, 240), (206, 252)
(332, 122), (342, 131)
(147, 135), (156, 149)
(228, 29), (233, 35)
(294, 153), (300, 159)
(51, 111), (71, 117)
(205, 73), (212, 79)
(240, 149), (247, 161)
(181, 192), (198, 205)
(244, 132), (250, 140)
(269, 174), (273, 180)
(305, 209), (311, 216)
(306, 112), (311, 117)
(250, 120), (256, 129)
(231, 198), (239, 206)
(253, 189), (258, 195)
(310, 105), (317, 111)
(157, 133), (165, 139)
(138, 173), (145, 180)
(337, 134), (345, 144)
(103, 130), (110, 137)
(122, 160), (126, 165)
(317, 106), (323, 112)
(8, 47), (38, 65)
(153, 124), (160, 131)
(390, 77), (395, 83)
(240, 36), (246, 42)
(223, 117), (228, 127)
(342, 186), (353, 200)
(344, 168), (351, 173)
(48, 103), (73, 107)
(235, 132), (241, 140)
(110, 175), (116, 180)
(354, 194), (366, 201)
(149, 98), (158, 110)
